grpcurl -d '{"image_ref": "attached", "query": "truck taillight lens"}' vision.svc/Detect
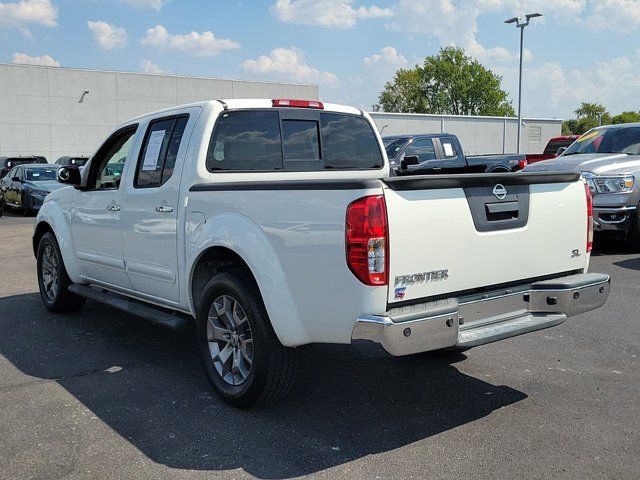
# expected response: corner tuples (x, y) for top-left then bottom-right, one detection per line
(585, 181), (593, 253)
(346, 195), (388, 286)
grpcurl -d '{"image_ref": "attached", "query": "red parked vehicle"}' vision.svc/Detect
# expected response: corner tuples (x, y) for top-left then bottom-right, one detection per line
(526, 135), (579, 164)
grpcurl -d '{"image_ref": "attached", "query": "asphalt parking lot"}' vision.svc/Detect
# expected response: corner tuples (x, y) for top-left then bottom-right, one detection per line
(0, 213), (638, 480)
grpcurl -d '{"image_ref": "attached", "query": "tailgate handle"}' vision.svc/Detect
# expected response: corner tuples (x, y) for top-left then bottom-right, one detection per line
(486, 201), (519, 214)
(485, 201), (519, 221)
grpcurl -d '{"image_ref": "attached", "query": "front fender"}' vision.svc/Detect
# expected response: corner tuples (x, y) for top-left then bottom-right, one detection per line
(35, 194), (83, 284)
(186, 212), (310, 347)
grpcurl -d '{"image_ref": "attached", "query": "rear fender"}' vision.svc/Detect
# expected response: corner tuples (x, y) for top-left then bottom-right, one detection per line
(186, 212), (310, 347)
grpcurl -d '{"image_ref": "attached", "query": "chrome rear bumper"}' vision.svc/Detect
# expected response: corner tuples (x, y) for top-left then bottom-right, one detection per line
(352, 273), (610, 356)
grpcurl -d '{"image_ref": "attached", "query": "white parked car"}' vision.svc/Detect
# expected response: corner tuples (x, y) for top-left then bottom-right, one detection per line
(33, 99), (610, 407)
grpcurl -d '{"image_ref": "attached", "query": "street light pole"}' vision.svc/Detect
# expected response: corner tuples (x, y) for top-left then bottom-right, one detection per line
(517, 25), (524, 154)
(505, 13), (542, 154)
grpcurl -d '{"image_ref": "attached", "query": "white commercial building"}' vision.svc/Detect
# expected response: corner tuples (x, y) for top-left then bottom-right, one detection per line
(0, 63), (318, 163)
(369, 112), (563, 155)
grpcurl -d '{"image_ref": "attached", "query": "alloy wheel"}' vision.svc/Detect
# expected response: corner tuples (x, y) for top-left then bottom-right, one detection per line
(41, 245), (60, 301)
(207, 295), (254, 386)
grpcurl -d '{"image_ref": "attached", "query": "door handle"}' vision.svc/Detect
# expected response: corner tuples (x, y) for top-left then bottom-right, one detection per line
(155, 205), (174, 213)
(106, 204), (120, 212)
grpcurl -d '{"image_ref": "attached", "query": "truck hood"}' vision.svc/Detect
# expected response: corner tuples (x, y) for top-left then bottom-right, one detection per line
(524, 153), (640, 175)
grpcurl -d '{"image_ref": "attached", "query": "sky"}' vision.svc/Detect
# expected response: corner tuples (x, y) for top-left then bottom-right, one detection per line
(1, 0), (639, 120)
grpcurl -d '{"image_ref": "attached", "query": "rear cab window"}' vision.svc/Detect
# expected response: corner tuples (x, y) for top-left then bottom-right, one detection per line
(206, 109), (383, 172)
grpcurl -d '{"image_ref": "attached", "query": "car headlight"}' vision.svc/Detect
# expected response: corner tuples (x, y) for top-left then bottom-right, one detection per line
(25, 187), (49, 197)
(582, 173), (634, 194)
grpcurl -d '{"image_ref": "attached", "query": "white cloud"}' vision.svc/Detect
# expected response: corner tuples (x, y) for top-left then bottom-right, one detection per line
(494, 56), (640, 118)
(12, 52), (59, 66)
(270, 0), (392, 28)
(583, 0), (640, 32)
(385, 0), (589, 64)
(140, 25), (240, 57)
(242, 47), (338, 85)
(363, 46), (407, 66)
(87, 20), (128, 50)
(119, 0), (168, 12)
(140, 59), (167, 74)
(0, 0), (58, 28)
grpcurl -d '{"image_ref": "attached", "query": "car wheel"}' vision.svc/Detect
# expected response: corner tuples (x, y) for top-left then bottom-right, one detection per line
(21, 195), (31, 216)
(37, 232), (85, 313)
(197, 271), (298, 408)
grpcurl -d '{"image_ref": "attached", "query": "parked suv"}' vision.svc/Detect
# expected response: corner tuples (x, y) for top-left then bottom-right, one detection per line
(34, 99), (609, 407)
(0, 156), (47, 179)
(55, 156), (89, 167)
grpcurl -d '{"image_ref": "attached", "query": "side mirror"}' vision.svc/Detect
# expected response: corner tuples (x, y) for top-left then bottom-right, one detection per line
(556, 147), (567, 156)
(400, 155), (420, 170)
(12, 176), (21, 182)
(57, 166), (82, 186)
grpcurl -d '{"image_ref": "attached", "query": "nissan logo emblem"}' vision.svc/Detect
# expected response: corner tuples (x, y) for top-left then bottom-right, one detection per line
(493, 184), (507, 200)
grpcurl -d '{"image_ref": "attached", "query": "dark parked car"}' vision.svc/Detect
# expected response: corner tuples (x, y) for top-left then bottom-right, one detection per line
(0, 164), (64, 215)
(0, 156), (47, 179)
(55, 156), (89, 167)
(383, 134), (527, 175)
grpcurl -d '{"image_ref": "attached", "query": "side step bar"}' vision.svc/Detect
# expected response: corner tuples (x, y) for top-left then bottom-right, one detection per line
(68, 284), (190, 330)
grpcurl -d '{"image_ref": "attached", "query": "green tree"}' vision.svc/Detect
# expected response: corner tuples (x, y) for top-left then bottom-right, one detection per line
(564, 102), (611, 135)
(611, 111), (640, 124)
(379, 47), (515, 116)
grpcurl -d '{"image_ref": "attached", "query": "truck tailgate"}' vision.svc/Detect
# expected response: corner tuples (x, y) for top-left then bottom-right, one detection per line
(383, 172), (587, 304)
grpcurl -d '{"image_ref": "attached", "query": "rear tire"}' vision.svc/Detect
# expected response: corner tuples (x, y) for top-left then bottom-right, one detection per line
(37, 232), (85, 313)
(196, 271), (298, 408)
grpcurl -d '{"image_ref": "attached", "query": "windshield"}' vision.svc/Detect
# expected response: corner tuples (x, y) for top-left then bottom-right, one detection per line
(384, 137), (409, 158)
(564, 126), (640, 156)
(25, 167), (58, 181)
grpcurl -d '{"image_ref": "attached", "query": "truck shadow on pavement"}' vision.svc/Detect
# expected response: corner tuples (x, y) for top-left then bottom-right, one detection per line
(0, 293), (527, 479)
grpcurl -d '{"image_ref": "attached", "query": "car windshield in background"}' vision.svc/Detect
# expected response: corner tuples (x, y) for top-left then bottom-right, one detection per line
(25, 167), (58, 181)
(384, 137), (409, 158)
(564, 126), (640, 156)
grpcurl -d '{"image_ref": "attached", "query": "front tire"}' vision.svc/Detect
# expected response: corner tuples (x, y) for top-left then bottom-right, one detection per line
(37, 232), (85, 313)
(21, 195), (31, 216)
(196, 272), (298, 408)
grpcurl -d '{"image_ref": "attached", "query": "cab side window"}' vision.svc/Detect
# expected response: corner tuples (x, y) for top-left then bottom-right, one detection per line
(135, 115), (189, 188)
(87, 126), (138, 190)
(440, 138), (457, 159)
(405, 138), (436, 162)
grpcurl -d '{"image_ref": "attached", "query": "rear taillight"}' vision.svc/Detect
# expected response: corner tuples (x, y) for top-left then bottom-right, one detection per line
(585, 181), (593, 253)
(346, 195), (388, 286)
(518, 159), (528, 170)
(271, 98), (324, 109)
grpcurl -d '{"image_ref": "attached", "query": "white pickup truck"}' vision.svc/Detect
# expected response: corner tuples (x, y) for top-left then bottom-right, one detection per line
(34, 98), (610, 407)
